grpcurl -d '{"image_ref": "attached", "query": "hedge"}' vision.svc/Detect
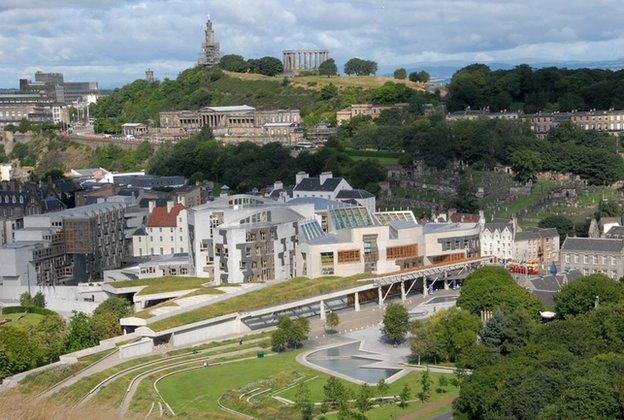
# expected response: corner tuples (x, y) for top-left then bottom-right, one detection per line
(1, 306), (56, 316)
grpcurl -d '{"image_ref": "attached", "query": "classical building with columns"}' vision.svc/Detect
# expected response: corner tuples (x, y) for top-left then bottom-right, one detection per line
(159, 105), (303, 145)
(283, 50), (330, 73)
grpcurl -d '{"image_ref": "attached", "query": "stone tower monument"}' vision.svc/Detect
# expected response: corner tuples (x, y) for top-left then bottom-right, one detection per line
(198, 16), (220, 67)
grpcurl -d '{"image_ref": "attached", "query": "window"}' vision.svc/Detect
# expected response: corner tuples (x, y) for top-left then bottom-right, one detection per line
(612, 257), (616, 266)
(386, 244), (418, 260)
(564, 254), (569, 263)
(337, 250), (360, 263)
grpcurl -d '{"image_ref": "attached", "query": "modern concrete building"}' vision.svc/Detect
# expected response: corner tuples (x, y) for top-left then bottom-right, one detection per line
(0, 202), (126, 286)
(560, 237), (624, 279)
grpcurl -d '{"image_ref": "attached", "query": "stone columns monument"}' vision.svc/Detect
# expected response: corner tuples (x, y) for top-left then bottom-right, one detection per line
(282, 50), (330, 73)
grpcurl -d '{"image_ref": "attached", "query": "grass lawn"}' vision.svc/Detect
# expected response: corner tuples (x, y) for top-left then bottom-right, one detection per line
(106, 276), (216, 297)
(291, 75), (426, 91)
(18, 348), (116, 395)
(148, 274), (373, 331)
(0, 312), (46, 329)
(157, 350), (457, 419)
(495, 180), (557, 219)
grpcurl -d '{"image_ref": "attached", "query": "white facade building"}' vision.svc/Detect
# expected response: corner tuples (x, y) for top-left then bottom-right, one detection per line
(132, 201), (189, 257)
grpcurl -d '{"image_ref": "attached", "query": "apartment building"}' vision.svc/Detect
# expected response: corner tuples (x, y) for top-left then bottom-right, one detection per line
(514, 228), (559, 264)
(560, 237), (624, 279)
(132, 201), (189, 257)
(291, 171), (376, 212)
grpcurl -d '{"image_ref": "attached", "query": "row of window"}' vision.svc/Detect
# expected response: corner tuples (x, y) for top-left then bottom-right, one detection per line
(564, 253), (617, 266)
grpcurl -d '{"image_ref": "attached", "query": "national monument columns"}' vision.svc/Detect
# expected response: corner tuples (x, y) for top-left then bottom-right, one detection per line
(282, 49), (330, 72)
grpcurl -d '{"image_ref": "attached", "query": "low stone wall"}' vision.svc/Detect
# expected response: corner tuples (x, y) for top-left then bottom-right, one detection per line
(119, 337), (154, 358)
(171, 316), (250, 347)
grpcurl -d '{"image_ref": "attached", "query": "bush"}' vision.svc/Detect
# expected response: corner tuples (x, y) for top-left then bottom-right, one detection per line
(1, 306), (56, 316)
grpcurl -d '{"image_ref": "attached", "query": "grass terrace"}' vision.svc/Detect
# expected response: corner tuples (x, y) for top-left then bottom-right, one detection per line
(345, 149), (402, 166)
(106, 276), (216, 296)
(0, 312), (48, 329)
(148, 274), (373, 332)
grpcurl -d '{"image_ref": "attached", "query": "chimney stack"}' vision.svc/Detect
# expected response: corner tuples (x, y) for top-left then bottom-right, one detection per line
(319, 171), (333, 185)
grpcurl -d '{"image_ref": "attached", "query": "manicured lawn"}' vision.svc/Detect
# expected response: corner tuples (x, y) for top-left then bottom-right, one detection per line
(106, 276), (217, 297)
(157, 350), (457, 418)
(148, 274), (373, 331)
(0, 312), (47, 329)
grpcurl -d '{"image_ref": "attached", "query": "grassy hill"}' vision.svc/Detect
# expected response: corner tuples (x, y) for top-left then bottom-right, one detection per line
(90, 66), (434, 134)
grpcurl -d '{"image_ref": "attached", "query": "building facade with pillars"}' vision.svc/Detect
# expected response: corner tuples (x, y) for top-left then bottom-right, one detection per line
(282, 50), (330, 73)
(159, 105), (302, 145)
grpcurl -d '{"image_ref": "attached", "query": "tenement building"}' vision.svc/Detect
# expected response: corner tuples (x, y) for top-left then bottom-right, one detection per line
(336, 103), (409, 125)
(0, 202), (126, 286)
(159, 105), (302, 145)
(132, 201), (189, 257)
(560, 237), (624, 279)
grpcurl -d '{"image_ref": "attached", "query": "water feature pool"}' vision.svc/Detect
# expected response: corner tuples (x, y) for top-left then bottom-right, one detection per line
(305, 342), (402, 383)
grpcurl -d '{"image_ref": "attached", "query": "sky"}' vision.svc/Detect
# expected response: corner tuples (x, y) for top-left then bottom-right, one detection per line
(1, 0), (624, 88)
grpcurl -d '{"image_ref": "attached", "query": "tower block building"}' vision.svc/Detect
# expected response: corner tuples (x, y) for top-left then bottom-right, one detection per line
(198, 17), (220, 67)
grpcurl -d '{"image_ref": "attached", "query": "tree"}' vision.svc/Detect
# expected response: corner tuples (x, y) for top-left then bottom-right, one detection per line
(92, 311), (121, 340)
(248, 56), (283, 76)
(595, 199), (622, 219)
(344, 58), (377, 76)
(93, 297), (132, 319)
(538, 215), (575, 241)
(554, 274), (624, 318)
(19, 292), (32, 307)
(382, 303), (410, 344)
(510, 149), (543, 183)
(0, 326), (39, 377)
(219, 54), (249, 72)
(31, 292), (46, 308)
(294, 381), (313, 420)
(325, 311), (340, 332)
(426, 308), (481, 363)
(271, 327), (288, 352)
(393, 68), (407, 80)
(399, 383), (411, 408)
(419, 369), (432, 402)
(457, 266), (542, 316)
(324, 376), (347, 406)
(64, 311), (97, 353)
(450, 177), (479, 213)
(318, 58), (338, 76)
(479, 309), (509, 353)
(409, 71), (430, 83)
(271, 316), (309, 351)
(355, 383), (373, 413)
(377, 378), (389, 398)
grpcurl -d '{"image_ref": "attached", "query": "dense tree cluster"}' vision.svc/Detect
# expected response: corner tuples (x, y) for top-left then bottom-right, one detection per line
(409, 71), (430, 83)
(271, 316), (310, 351)
(538, 215), (575, 241)
(147, 131), (387, 193)
(393, 68), (407, 80)
(438, 268), (624, 419)
(340, 113), (624, 185)
(219, 54), (284, 76)
(344, 58), (378, 76)
(0, 297), (132, 380)
(447, 63), (624, 113)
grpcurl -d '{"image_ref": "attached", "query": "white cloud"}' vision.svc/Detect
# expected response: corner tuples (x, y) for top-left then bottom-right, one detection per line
(0, 0), (623, 87)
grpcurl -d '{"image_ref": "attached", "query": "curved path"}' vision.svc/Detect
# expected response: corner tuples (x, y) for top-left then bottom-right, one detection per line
(75, 337), (268, 407)
(118, 347), (264, 416)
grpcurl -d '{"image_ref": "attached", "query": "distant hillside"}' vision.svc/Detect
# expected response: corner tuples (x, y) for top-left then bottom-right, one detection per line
(90, 66), (436, 134)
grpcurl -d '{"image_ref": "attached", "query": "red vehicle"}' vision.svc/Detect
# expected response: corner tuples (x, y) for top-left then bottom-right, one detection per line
(509, 263), (539, 275)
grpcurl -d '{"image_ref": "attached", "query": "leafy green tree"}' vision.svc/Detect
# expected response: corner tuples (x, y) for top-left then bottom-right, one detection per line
(377, 378), (389, 398)
(427, 308), (481, 363)
(510, 149), (543, 183)
(64, 311), (97, 353)
(457, 266), (542, 316)
(538, 215), (575, 242)
(92, 311), (121, 340)
(595, 199), (622, 219)
(219, 54), (249, 72)
(323, 376), (347, 406)
(93, 297), (132, 319)
(294, 381), (313, 420)
(248, 56), (283, 76)
(318, 58), (338, 76)
(554, 274), (624, 318)
(419, 369), (432, 402)
(399, 383), (411, 408)
(0, 326), (39, 378)
(31, 292), (46, 308)
(355, 383), (373, 413)
(479, 309), (508, 352)
(344, 58), (377, 76)
(382, 303), (410, 344)
(409, 71), (430, 83)
(325, 311), (340, 332)
(19, 292), (32, 307)
(393, 68), (407, 80)
(271, 327), (288, 352)
(449, 178), (479, 213)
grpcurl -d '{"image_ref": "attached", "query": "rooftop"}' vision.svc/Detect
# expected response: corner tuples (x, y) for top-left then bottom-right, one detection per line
(205, 105), (255, 113)
(293, 175), (346, 192)
(336, 189), (374, 199)
(561, 237), (624, 253)
(146, 203), (186, 228)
